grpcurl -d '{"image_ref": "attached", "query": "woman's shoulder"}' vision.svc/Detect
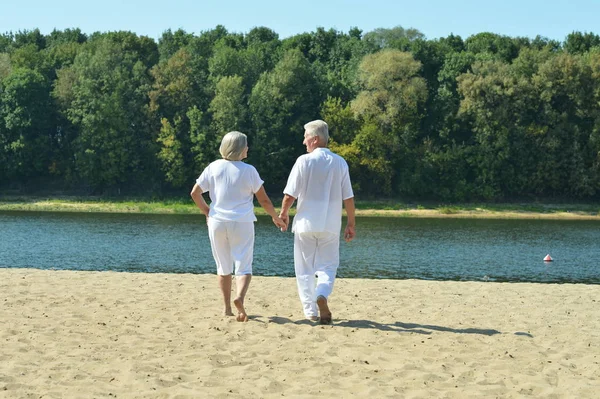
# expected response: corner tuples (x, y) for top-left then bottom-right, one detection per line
(207, 159), (228, 169)
(237, 161), (258, 171)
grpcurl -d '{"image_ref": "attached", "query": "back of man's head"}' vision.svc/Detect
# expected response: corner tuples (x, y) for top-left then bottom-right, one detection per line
(304, 120), (329, 145)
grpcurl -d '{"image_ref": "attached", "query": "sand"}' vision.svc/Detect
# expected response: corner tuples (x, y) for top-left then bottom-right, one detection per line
(1, 268), (599, 398)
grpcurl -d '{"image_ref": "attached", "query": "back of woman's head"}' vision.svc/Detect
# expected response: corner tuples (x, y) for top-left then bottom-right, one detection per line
(219, 131), (247, 161)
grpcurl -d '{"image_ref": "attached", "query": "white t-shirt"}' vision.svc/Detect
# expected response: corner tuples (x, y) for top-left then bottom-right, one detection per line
(284, 147), (354, 234)
(196, 159), (264, 222)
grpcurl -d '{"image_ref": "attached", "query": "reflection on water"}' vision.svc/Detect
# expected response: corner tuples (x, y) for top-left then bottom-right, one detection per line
(0, 211), (599, 283)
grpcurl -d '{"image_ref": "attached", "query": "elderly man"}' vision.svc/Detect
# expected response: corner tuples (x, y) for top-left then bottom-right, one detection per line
(279, 120), (356, 324)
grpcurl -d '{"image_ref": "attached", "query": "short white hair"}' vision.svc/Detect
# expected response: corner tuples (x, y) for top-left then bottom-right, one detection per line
(304, 120), (329, 144)
(219, 131), (247, 161)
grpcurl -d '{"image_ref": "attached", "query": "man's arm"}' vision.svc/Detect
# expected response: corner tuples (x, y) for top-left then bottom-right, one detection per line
(279, 194), (296, 231)
(343, 197), (356, 242)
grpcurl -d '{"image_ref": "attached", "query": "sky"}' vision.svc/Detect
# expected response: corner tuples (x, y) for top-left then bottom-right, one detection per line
(1, 0), (599, 42)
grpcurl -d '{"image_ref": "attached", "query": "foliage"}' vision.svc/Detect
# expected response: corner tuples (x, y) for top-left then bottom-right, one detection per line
(1, 26), (600, 202)
(248, 49), (320, 189)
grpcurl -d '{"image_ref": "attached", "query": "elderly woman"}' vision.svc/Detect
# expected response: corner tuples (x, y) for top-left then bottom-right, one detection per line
(191, 131), (285, 322)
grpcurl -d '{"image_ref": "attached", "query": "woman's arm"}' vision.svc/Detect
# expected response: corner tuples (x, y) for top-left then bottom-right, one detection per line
(190, 183), (210, 217)
(255, 186), (286, 229)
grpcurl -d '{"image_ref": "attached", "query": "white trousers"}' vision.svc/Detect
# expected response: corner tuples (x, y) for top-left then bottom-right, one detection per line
(294, 232), (339, 317)
(207, 219), (254, 276)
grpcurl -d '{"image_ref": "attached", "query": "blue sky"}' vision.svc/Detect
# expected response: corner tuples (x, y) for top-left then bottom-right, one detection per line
(1, 0), (599, 42)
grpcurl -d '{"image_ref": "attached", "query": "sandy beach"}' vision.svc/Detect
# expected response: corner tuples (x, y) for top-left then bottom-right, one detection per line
(1, 269), (599, 398)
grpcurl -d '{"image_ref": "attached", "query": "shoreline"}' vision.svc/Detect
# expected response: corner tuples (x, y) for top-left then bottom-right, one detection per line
(1, 196), (599, 220)
(2, 266), (599, 285)
(1, 268), (599, 397)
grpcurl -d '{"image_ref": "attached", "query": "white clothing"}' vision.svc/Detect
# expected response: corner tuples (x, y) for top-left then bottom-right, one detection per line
(284, 147), (354, 318)
(197, 159), (263, 276)
(283, 148), (353, 235)
(294, 232), (339, 317)
(207, 219), (254, 275)
(197, 159), (264, 222)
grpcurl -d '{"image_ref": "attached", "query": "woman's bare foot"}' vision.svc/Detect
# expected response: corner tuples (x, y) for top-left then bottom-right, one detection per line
(233, 297), (248, 322)
(317, 295), (332, 324)
(224, 307), (234, 316)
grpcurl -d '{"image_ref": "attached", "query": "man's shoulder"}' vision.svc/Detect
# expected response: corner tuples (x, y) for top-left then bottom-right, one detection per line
(294, 152), (312, 164)
(329, 150), (347, 161)
(299, 148), (349, 166)
(326, 149), (349, 167)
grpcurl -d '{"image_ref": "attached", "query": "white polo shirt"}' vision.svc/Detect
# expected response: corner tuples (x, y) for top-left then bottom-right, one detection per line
(196, 159), (264, 222)
(284, 147), (354, 234)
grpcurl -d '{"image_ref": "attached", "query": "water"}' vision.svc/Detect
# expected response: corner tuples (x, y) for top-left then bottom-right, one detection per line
(1, 211), (599, 283)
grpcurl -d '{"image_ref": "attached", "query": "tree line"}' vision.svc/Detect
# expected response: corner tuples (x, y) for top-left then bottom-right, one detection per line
(1, 26), (599, 200)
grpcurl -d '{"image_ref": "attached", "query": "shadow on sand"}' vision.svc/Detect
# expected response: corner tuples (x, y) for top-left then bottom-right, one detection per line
(267, 316), (321, 326)
(267, 316), (511, 336)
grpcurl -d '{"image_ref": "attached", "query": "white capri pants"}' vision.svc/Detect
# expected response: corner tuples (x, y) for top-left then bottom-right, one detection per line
(294, 232), (340, 318)
(207, 219), (255, 276)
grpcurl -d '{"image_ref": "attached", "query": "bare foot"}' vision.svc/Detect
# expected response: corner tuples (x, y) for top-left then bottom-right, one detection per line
(307, 316), (319, 322)
(233, 297), (248, 322)
(224, 308), (234, 317)
(317, 295), (332, 325)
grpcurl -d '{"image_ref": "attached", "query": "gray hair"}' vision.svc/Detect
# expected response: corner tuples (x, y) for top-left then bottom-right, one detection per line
(304, 120), (329, 144)
(219, 131), (247, 161)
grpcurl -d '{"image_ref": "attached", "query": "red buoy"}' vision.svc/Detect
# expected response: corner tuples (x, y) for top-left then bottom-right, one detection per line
(544, 254), (553, 262)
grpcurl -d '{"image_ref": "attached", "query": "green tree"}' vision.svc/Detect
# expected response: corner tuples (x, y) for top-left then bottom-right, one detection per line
(56, 37), (157, 192)
(352, 49), (427, 133)
(350, 49), (428, 195)
(0, 53), (12, 78)
(248, 49), (319, 188)
(363, 26), (425, 49)
(158, 29), (194, 61)
(45, 28), (87, 48)
(243, 27), (280, 88)
(43, 29), (87, 79)
(88, 31), (158, 69)
(209, 75), (247, 135)
(0, 68), (54, 183)
(458, 58), (556, 198)
(0, 33), (13, 53)
(208, 40), (248, 84)
(156, 117), (186, 187)
(149, 48), (207, 187)
(464, 32), (521, 62)
(564, 31), (600, 55)
(321, 29), (372, 102)
(188, 106), (218, 173)
(532, 52), (599, 197)
(320, 96), (359, 145)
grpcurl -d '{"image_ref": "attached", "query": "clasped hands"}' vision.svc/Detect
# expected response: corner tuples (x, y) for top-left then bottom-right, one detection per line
(275, 213), (289, 231)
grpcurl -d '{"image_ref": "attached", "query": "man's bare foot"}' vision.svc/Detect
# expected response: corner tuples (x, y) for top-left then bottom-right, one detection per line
(317, 295), (332, 324)
(233, 297), (248, 322)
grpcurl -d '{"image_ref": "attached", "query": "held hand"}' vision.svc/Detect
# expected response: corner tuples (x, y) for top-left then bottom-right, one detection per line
(272, 215), (287, 231)
(278, 213), (290, 232)
(344, 224), (355, 242)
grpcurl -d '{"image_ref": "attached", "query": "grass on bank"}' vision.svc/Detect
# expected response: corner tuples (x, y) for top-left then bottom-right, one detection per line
(0, 195), (599, 220)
